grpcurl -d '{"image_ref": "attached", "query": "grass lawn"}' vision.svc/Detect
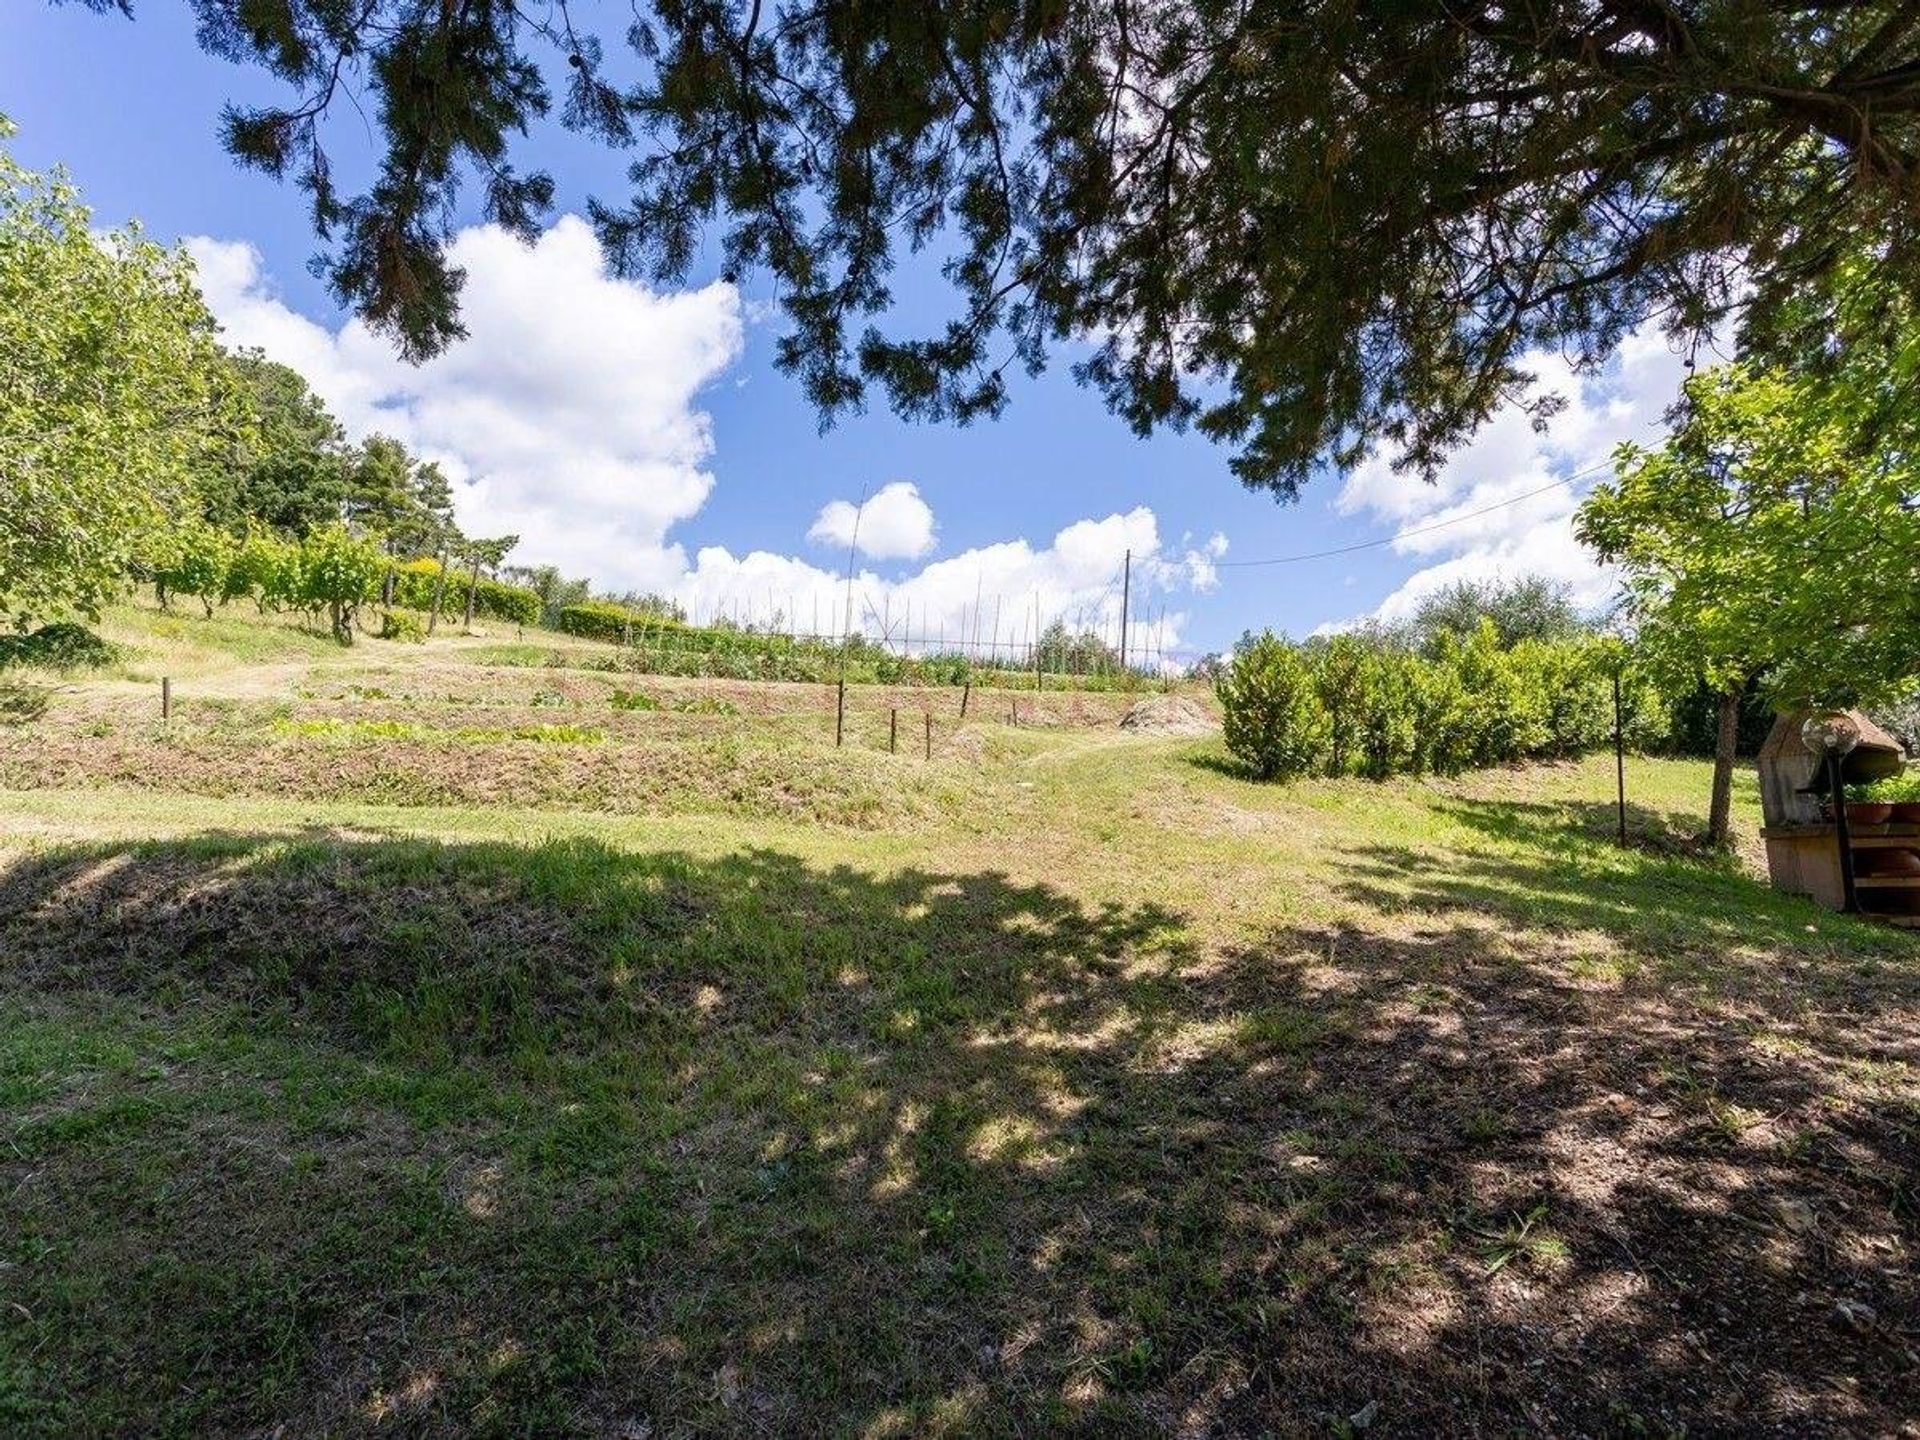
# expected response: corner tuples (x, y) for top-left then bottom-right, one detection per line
(1, 603), (1915, 1435)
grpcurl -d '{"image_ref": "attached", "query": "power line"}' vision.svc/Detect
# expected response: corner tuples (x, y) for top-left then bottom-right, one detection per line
(1214, 459), (1617, 570)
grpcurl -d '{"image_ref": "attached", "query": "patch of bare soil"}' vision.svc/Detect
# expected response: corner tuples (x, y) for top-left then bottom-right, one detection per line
(1119, 694), (1219, 736)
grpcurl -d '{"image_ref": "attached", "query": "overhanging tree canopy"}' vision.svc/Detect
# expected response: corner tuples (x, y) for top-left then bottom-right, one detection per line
(70, 0), (1920, 493)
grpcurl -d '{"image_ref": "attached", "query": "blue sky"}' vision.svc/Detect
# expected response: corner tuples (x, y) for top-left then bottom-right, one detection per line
(4, 4), (1700, 659)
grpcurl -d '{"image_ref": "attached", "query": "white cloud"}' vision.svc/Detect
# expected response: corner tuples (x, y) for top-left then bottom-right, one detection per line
(188, 222), (1214, 662)
(807, 481), (937, 559)
(679, 505), (1194, 664)
(1329, 324), (1696, 627)
(187, 217), (745, 590)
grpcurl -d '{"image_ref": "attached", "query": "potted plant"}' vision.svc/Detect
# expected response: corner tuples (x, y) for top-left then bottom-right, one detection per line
(1854, 770), (1920, 825)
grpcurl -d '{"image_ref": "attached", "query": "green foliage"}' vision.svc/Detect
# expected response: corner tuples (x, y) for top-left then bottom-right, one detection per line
(378, 610), (425, 643)
(1308, 634), (1368, 774)
(1412, 577), (1588, 650)
(1220, 624), (1667, 785)
(558, 600), (653, 643)
(297, 525), (385, 645)
(608, 688), (658, 712)
(200, 352), (349, 536)
(393, 560), (540, 626)
(471, 577), (540, 627)
(1579, 356), (1920, 710)
(1217, 633), (1329, 782)
(127, 4), (1920, 494)
(1034, 620), (1119, 677)
(0, 123), (238, 626)
(0, 623), (117, 672)
(1352, 645), (1418, 781)
(150, 522), (235, 619)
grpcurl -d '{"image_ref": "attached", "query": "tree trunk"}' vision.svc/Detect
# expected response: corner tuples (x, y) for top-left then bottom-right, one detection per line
(1707, 685), (1740, 848)
(427, 550), (449, 636)
(463, 554), (480, 631)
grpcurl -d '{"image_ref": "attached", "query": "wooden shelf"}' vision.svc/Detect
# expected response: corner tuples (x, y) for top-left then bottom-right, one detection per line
(1848, 835), (1920, 848)
(1854, 875), (1920, 889)
(1762, 823), (1920, 840)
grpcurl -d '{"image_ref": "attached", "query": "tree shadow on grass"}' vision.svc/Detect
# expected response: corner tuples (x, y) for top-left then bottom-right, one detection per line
(0, 825), (1915, 1436)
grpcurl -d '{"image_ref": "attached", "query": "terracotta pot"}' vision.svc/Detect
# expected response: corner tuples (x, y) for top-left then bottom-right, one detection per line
(1892, 802), (1920, 825)
(1847, 801), (1895, 825)
(1858, 848), (1920, 876)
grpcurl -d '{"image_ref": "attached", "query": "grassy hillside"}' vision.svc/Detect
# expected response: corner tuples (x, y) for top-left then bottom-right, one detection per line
(1, 604), (1915, 1435)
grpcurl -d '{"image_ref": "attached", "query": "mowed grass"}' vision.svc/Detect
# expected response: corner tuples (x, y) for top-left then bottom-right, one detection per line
(0, 607), (1916, 1436)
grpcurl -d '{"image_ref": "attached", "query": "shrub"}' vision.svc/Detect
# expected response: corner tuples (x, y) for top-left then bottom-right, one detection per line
(0, 622), (117, 671)
(1217, 632), (1329, 781)
(225, 531), (294, 611)
(299, 525), (385, 644)
(379, 609), (426, 643)
(558, 599), (647, 642)
(1353, 645), (1418, 780)
(609, 688), (658, 711)
(1309, 633), (1369, 775)
(472, 577), (541, 627)
(152, 521), (235, 618)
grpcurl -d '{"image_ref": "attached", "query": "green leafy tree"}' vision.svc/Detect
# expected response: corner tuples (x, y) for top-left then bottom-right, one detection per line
(224, 529), (293, 612)
(1578, 351), (1920, 844)
(345, 435), (420, 542)
(1034, 619), (1119, 676)
(298, 524), (385, 644)
(203, 351), (350, 536)
(454, 535), (520, 631)
(1217, 632), (1329, 782)
(0, 119), (236, 627)
(153, 521), (236, 619)
(1412, 577), (1588, 651)
(89, 2), (1920, 492)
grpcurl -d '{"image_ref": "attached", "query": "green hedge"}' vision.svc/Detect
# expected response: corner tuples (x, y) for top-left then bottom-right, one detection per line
(1217, 622), (1672, 782)
(391, 561), (541, 626)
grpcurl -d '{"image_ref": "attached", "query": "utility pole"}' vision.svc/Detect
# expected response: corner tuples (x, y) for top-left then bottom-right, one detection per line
(1118, 548), (1132, 671)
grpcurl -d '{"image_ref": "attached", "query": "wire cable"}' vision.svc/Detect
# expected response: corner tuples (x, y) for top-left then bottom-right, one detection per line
(1214, 458), (1618, 569)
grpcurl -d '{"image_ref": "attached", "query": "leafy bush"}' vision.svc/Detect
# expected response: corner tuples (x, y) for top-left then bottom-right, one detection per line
(1219, 622), (1679, 784)
(151, 521), (235, 619)
(673, 695), (741, 716)
(558, 599), (647, 642)
(609, 688), (658, 711)
(1217, 632), (1330, 780)
(472, 577), (541, 626)
(379, 609), (426, 643)
(298, 525), (385, 644)
(0, 622), (117, 671)
(225, 531), (294, 610)
(1353, 645), (1418, 780)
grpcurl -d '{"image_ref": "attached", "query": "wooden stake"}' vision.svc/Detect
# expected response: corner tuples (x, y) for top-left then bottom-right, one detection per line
(961, 680), (971, 718)
(835, 678), (846, 747)
(890, 707), (898, 754)
(924, 711), (933, 760)
(161, 676), (172, 721)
